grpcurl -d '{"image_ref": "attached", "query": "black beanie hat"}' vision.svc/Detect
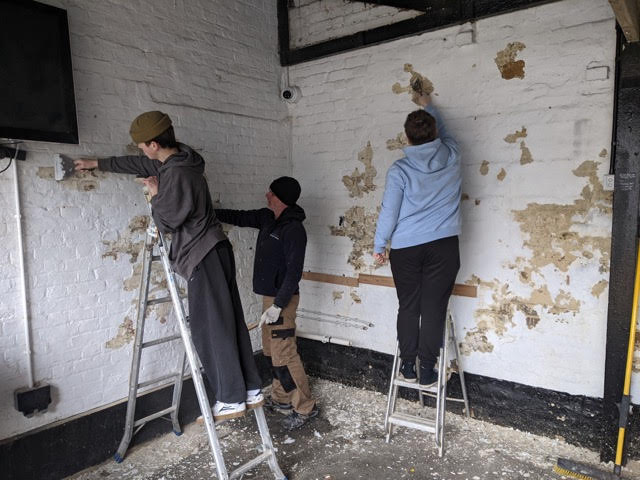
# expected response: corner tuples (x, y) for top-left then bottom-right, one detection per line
(270, 176), (301, 206)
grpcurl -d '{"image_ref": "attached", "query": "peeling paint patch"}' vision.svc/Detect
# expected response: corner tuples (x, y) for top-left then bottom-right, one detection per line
(599, 149), (607, 158)
(591, 280), (608, 298)
(495, 42), (526, 80)
(350, 291), (362, 304)
(512, 160), (612, 274)
(37, 167), (55, 179)
(460, 330), (494, 355)
(392, 63), (434, 106)
(497, 168), (507, 181)
(102, 216), (150, 264)
(475, 199), (481, 206)
(106, 316), (135, 349)
(480, 160), (489, 176)
(342, 142), (377, 198)
(333, 291), (344, 301)
(504, 127), (527, 144)
(330, 206), (379, 270)
(520, 141), (533, 165)
(517, 303), (540, 329)
(386, 132), (408, 151)
(461, 193), (470, 201)
(78, 180), (98, 192)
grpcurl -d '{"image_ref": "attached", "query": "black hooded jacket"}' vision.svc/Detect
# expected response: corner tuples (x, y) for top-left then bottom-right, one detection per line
(98, 144), (227, 278)
(215, 206), (307, 308)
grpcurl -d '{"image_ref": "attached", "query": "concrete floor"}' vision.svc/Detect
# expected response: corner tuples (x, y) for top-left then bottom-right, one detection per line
(67, 378), (640, 480)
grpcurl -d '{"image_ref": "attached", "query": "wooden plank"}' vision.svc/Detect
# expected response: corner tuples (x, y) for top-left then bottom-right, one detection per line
(302, 271), (359, 287)
(302, 271), (477, 298)
(609, 0), (640, 42)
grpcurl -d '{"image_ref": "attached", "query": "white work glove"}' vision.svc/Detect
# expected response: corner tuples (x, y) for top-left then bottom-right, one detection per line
(259, 305), (282, 328)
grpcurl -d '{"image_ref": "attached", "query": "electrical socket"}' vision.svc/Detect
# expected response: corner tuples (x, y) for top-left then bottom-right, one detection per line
(603, 174), (615, 191)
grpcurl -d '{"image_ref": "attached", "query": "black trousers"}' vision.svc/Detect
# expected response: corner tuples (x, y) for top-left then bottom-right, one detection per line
(389, 235), (460, 367)
(188, 240), (262, 403)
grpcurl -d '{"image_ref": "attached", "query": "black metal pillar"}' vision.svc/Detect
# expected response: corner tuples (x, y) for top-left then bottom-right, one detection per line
(602, 34), (640, 464)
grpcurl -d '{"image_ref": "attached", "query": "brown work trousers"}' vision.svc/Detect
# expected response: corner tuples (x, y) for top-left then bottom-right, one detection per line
(262, 295), (315, 415)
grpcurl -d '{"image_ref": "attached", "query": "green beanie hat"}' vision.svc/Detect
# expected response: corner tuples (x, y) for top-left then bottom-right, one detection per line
(129, 111), (172, 143)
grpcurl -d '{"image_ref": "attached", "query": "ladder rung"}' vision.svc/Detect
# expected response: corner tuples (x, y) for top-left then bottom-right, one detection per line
(151, 255), (162, 261)
(420, 391), (466, 403)
(142, 334), (181, 348)
(146, 296), (173, 306)
(229, 450), (273, 480)
(393, 378), (438, 392)
(138, 373), (180, 389)
(133, 406), (176, 428)
(388, 412), (436, 433)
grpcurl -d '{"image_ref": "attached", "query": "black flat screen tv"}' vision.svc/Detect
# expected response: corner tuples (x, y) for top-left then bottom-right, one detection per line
(0, 0), (78, 144)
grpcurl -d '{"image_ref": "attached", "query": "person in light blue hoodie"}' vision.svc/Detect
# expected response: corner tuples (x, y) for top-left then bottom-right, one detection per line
(373, 92), (461, 387)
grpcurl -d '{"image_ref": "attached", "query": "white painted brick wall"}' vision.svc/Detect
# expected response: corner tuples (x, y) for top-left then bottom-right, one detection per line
(0, 0), (289, 440)
(288, 0), (622, 399)
(289, 0), (423, 49)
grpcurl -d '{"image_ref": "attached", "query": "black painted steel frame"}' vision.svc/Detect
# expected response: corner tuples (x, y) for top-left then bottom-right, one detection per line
(602, 33), (640, 464)
(277, 0), (562, 66)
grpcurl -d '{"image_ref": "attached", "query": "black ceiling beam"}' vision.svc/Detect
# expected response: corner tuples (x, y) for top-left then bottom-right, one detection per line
(280, 0), (562, 66)
(347, 0), (434, 10)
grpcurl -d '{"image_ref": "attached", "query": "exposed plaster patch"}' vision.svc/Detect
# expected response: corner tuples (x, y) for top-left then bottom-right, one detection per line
(480, 160), (489, 176)
(520, 141), (534, 165)
(475, 199), (481, 206)
(37, 167), (55, 179)
(342, 142), (377, 198)
(392, 63), (434, 106)
(599, 149), (607, 158)
(504, 127), (527, 144)
(350, 291), (362, 304)
(333, 291), (344, 302)
(591, 280), (608, 298)
(106, 316), (135, 349)
(386, 132), (408, 151)
(461, 193), (470, 201)
(517, 303), (540, 329)
(330, 206), (380, 270)
(497, 168), (507, 181)
(495, 42), (526, 80)
(102, 216), (150, 264)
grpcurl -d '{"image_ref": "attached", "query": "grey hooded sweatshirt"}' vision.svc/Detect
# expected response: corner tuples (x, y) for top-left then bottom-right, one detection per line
(98, 143), (227, 278)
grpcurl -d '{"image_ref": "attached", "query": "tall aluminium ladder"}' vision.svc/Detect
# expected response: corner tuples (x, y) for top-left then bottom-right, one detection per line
(384, 312), (470, 457)
(115, 198), (287, 480)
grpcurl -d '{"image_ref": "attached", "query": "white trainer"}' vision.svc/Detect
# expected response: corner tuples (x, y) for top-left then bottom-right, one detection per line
(246, 389), (265, 410)
(213, 401), (246, 422)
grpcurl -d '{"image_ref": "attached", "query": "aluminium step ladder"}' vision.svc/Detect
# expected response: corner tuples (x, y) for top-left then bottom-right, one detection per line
(115, 199), (287, 480)
(383, 312), (470, 457)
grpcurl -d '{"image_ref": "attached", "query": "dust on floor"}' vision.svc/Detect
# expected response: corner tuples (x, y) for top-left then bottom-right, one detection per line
(66, 378), (640, 480)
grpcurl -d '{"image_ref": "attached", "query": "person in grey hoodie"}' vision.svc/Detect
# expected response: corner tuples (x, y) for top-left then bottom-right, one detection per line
(373, 93), (461, 387)
(74, 111), (263, 421)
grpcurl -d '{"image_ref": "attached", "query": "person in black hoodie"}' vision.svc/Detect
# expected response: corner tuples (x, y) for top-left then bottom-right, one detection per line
(216, 177), (318, 430)
(74, 111), (263, 422)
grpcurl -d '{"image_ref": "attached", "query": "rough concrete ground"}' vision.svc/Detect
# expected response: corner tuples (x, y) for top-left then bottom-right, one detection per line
(67, 378), (640, 480)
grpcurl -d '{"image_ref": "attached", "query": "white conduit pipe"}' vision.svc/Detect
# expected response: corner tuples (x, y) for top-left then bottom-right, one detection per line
(296, 331), (352, 347)
(11, 145), (34, 389)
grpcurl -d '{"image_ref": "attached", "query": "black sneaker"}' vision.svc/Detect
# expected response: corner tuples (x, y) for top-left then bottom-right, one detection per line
(281, 406), (319, 431)
(419, 365), (438, 387)
(398, 360), (417, 382)
(264, 396), (293, 413)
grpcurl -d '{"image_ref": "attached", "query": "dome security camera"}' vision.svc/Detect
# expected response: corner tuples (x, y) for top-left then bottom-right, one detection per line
(280, 86), (301, 103)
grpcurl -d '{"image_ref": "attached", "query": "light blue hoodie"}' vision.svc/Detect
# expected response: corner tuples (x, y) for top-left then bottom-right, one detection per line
(373, 104), (461, 253)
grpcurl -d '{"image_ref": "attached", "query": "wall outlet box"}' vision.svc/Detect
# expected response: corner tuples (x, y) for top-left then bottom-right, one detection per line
(603, 174), (615, 191)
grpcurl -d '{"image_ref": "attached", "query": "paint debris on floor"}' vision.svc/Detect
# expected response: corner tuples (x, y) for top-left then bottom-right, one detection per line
(66, 378), (640, 480)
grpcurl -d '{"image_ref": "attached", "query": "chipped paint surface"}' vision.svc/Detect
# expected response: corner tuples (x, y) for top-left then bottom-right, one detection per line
(330, 206), (379, 270)
(392, 63), (434, 106)
(495, 42), (526, 79)
(504, 127), (527, 143)
(386, 132), (408, 151)
(350, 291), (362, 304)
(102, 216), (149, 263)
(480, 160), (489, 175)
(520, 141), (533, 165)
(342, 142), (377, 198)
(332, 291), (344, 301)
(461, 160), (611, 356)
(106, 316), (135, 349)
(599, 149), (607, 158)
(497, 168), (507, 181)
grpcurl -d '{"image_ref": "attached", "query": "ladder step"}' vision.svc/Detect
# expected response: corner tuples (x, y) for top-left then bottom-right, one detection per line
(393, 378), (438, 392)
(138, 373), (181, 389)
(142, 334), (181, 348)
(133, 406), (176, 428)
(146, 296), (187, 306)
(388, 412), (436, 433)
(229, 449), (273, 480)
